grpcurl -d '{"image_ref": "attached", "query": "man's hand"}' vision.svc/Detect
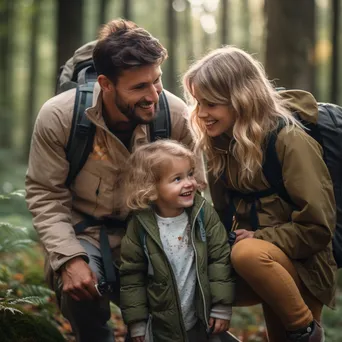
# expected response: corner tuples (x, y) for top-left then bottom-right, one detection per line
(132, 337), (144, 342)
(235, 229), (255, 244)
(209, 317), (230, 334)
(61, 257), (99, 301)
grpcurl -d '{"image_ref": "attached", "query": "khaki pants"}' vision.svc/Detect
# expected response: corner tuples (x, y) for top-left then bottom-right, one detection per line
(231, 238), (322, 342)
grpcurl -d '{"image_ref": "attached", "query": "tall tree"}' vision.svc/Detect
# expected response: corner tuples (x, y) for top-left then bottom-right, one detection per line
(265, 0), (316, 93)
(24, 0), (41, 159)
(57, 0), (84, 76)
(241, 0), (250, 50)
(184, 0), (194, 64)
(0, 0), (14, 149)
(166, 0), (177, 94)
(331, 0), (340, 103)
(99, 0), (109, 27)
(220, 0), (229, 45)
(123, 0), (132, 20)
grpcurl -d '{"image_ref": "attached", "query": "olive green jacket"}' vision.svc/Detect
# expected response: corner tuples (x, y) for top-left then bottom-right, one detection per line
(120, 194), (235, 341)
(209, 90), (337, 307)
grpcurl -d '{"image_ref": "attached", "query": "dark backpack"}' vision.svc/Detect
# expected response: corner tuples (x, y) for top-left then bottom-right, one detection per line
(55, 43), (171, 188)
(225, 97), (342, 268)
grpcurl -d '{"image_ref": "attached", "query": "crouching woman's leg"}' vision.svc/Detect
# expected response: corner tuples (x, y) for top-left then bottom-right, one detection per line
(231, 238), (323, 342)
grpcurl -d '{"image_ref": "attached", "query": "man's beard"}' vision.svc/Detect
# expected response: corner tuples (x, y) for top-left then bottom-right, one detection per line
(115, 93), (158, 125)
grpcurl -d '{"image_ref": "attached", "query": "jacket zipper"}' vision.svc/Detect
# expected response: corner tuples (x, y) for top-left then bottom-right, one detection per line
(190, 201), (209, 329)
(136, 217), (188, 341)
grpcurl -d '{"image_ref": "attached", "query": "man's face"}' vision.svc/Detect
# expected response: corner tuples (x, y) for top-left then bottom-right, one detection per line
(113, 64), (163, 124)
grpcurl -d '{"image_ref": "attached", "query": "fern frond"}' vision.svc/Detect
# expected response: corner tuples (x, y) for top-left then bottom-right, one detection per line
(0, 304), (23, 314)
(10, 190), (26, 198)
(0, 223), (33, 253)
(9, 296), (43, 306)
(19, 284), (54, 298)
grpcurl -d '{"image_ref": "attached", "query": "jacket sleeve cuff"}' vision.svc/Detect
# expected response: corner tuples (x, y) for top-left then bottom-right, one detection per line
(210, 304), (232, 321)
(50, 243), (89, 271)
(130, 321), (147, 338)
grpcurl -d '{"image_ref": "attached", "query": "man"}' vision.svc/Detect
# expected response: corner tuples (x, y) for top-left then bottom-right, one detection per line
(26, 19), (206, 342)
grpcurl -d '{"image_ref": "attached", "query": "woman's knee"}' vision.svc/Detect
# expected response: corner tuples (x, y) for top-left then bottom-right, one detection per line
(231, 238), (274, 272)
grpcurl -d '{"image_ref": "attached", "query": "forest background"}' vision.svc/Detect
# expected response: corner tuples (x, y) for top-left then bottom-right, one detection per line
(0, 0), (341, 341)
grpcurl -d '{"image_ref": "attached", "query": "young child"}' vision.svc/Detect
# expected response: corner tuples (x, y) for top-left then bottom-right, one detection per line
(119, 140), (235, 342)
(183, 46), (336, 342)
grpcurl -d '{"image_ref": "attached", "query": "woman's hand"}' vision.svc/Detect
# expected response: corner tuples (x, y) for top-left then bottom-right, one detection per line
(209, 317), (230, 334)
(234, 229), (255, 243)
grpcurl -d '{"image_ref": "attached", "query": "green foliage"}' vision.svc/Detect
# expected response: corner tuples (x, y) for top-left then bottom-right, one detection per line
(0, 310), (65, 342)
(0, 289), (44, 315)
(0, 221), (33, 253)
(0, 191), (67, 340)
(322, 287), (342, 342)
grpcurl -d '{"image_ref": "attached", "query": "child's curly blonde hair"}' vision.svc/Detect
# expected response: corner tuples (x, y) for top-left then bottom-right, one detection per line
(125, 140), (196, 211)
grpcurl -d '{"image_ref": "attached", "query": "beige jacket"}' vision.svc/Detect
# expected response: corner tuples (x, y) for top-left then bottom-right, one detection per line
(25, 83), (206, 282)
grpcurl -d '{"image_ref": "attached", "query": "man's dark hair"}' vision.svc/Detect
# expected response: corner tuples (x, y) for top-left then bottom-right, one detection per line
(93, 19), (168, 83)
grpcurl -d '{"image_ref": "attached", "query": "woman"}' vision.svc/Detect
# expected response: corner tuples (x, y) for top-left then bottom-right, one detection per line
(183, 46), (337, 342)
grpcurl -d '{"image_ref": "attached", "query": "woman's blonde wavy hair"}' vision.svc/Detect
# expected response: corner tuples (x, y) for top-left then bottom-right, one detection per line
(183, 46), (301, 188)
(125, 140), (196, 211)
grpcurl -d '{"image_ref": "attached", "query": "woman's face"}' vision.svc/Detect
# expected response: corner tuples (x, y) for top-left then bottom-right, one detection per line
(195, 96), (236, 137)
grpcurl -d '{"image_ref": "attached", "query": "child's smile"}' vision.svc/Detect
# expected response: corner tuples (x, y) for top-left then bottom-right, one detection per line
(154, 157), (197, 217)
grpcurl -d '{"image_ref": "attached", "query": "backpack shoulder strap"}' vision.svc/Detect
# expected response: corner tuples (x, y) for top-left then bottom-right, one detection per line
(263, 121), (295, 206)
(65, 82), (96, 187)
(149, 91), (171, 141)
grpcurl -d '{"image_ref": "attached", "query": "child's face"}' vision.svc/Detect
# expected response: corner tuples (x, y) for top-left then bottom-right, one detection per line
(154, 157), (197, 218)
(195, 97), (235, 137)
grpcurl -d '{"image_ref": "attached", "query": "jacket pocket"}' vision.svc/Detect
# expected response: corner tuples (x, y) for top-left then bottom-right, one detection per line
(147, 282), (172, 311)
(71, 169), (102, 214)
(71, 168), (115, 216)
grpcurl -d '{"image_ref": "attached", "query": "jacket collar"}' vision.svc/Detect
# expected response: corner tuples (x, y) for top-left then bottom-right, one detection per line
(135, 193), (205, 242)
(212, 132), (233, 154)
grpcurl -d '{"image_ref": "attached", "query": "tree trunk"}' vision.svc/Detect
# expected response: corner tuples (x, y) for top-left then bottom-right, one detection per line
(123, 0), (132, 20)
(184, 0), (194, 64)
(166, 0), (177, 94)
(24, 0), (41, 159)
(220, 0), (229, 45)
(0, 0), (14, 149)
(99, 0), (109, 26)
(241, 0), (250, 50)
(331, 0), (340, 103)
(265, 0), (316, 93)
(56, 0), (84, 76)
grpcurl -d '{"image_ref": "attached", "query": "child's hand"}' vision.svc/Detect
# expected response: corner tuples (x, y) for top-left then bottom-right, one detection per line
(132, 336), (145, 342)
(209, 317), (230, 334)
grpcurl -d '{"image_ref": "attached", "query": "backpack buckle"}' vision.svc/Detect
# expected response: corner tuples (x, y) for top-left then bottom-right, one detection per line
(76, 123), (91, 136)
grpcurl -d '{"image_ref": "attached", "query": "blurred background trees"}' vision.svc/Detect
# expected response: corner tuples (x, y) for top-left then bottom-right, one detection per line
(0, 0), (341, 340)
(0, 0), (340, 161)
